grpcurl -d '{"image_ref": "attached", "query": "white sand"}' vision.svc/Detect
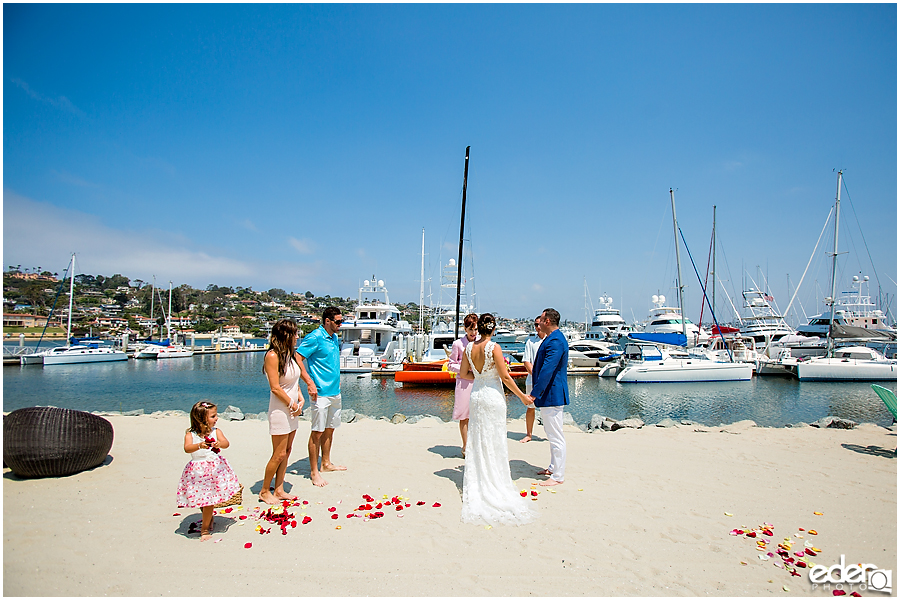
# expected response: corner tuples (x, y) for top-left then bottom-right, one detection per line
(3, 414), (896, 596)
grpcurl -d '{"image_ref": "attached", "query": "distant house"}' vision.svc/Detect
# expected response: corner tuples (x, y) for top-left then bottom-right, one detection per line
(4, 313), (51, 328)
(224, 325), (241, 335)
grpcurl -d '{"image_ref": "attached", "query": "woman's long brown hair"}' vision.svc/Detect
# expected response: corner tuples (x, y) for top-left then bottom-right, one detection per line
(265, 319), (300, 377)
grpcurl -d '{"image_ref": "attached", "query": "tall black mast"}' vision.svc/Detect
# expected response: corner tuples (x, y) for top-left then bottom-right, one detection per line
(454, 146), (470, 338)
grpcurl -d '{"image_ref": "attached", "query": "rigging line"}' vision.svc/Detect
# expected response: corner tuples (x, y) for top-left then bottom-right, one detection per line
(841, 177), (882, 293)
(33, 260), (72, 350)
(699, 227), (713, 327)
(783, 205), (835, 318)
(677, 227), (733, 362)
(715, 235), (741, 321)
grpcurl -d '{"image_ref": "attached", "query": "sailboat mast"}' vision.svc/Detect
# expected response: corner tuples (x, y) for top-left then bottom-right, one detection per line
(454, 146), (470, 339)
(66, 253), (75, 342)
(826, 170), (843, 356)
(711, 205), (716, 319)
(419, 229), (425, 332)
(149, 277), (156, 341)
(670, 189), (688, 340)
(167, 281), (173, 341)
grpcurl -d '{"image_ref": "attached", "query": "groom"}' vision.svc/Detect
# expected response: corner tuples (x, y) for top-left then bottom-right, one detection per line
(527, 308), (569, 486)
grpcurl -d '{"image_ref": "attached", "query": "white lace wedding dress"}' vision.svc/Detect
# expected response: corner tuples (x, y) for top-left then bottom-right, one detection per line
(460, 341), (538, 526)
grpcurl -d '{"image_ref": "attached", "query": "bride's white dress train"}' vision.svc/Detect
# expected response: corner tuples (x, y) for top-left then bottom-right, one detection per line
(460, 341), (537, 526)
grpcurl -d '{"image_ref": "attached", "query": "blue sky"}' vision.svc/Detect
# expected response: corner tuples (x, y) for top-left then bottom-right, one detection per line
(4, 3), (897, 325)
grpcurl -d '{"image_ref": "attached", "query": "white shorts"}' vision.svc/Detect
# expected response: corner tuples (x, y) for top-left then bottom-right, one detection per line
(310, 394), (341, 432)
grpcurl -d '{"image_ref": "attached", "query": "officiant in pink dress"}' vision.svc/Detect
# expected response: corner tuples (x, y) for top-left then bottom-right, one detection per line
(447, 313), (478, 457)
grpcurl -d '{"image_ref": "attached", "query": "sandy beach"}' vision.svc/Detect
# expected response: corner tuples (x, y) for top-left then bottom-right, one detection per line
(3, 413), (896, 596)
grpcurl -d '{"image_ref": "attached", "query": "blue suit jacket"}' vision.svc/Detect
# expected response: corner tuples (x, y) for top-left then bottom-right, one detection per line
(530, 329), (569, 407)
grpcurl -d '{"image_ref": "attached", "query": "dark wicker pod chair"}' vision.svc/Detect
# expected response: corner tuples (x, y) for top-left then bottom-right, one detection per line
(3, 407), (114, 478)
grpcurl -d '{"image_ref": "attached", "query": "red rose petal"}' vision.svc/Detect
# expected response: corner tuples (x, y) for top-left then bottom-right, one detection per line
(417, 501), (425, 506)
(244, 543), (252, 549)
(433, 503), (441, 507)
(850, 593), (862, 597)
(405, 503), (410, 508)
(302, 516), (312, 524)
(173, 513), (181, 516)
(239, 515), (247, 520)
(331, 514), (338, 519)
(833, 591), (846, 596)
(520, 491), (527, 497)
(375, 503), (382, 509)
(530, 491), (538, 496)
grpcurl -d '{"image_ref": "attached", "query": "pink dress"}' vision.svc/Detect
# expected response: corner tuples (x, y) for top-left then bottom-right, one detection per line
(267, 356), (301, 435)
(176, 428), (241, 508)
(449, 336), (474, 420)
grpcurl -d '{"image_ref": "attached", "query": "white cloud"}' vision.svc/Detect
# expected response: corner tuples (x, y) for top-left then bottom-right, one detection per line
(12, 78), (86, 118)
(289, 237), (315, 254)
(3, 190), (322, 291)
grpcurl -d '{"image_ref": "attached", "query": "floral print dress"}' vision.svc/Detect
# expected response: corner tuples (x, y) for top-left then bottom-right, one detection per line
(176, 428), (240, 508)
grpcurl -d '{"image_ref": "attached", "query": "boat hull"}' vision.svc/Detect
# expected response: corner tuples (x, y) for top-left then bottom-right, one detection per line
(43, 350), (128, 365)
(616, 360), (752, 383)
(796, 359), (897, 381)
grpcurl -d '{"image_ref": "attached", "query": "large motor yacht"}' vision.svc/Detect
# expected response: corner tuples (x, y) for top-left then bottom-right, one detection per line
(339, 277), (413, 372)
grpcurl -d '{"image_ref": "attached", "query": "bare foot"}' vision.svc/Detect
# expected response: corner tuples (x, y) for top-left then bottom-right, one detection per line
(519, 435), (532, 443)
(539, 479), (564, 487)
(200, 531), (212, 541)
(461, 448), (466, 459)
(536, 468), (553, 476)
(311, 473), (329, 487)
(322, 463), (347, 472)
(274, 490), (295, 501)
(259, 491), (279, 505)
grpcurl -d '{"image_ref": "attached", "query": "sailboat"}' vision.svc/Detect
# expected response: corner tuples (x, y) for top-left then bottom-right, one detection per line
(795, 171), (897, 381)
(41, 254), (128, 365)
(135, 281), (194, 359)
(617, 190), (752, 383)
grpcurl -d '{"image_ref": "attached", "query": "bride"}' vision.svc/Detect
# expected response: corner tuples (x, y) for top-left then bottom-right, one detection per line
(458, 313), (538, 526)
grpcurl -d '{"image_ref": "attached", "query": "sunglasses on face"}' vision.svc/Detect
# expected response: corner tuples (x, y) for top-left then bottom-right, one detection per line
(330, 318), (343, 325)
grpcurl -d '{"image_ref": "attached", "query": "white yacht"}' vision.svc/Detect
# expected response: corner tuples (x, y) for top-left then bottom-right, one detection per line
(135, 341), (194, 359)
(798, 275), (896, 338)
(615, 342), (752, 382)
(795, 346), (897, 381)
(739, 288), (795, 352)
(615, 190), (750, 383)
(584, 296), (632, 341)
(42, 341), (128, 365)
(33, 254), (127, 366)
(211, 334), (240, 350)
(628, 294), (709, 347)
(339, 277), (413, 372)
(568, 339), (619, 367)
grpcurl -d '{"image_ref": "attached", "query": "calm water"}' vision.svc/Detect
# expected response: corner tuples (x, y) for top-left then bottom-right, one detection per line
(3, 346), (896, 427)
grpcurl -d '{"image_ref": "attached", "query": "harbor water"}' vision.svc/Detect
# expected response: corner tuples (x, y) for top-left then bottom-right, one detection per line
(3, 345), (896, 428)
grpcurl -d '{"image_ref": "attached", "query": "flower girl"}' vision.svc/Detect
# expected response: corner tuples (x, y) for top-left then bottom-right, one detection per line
(176, 401), (241, 540)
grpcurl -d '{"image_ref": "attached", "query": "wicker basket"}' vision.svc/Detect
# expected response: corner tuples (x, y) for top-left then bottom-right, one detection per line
(3, 407), (114, 478)
(213, 484), (243, 508)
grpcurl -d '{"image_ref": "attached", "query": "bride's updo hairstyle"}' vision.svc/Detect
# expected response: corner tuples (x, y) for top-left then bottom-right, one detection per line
(477, 313), (496, 337)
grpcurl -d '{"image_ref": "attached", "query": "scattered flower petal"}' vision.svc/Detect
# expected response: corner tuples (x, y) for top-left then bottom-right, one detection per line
(433, 503), (441, 507)
(832, 591), (846, 596)
(173, 513), (181, 516)
(724, 512), (733, 517)
(809, 530), (818, 535)
(782, 586), (790, 592)
(244, 543), (252, 549)
(814, 511), (823, 516)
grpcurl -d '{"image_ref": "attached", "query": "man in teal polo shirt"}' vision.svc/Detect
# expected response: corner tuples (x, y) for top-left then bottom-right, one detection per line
(298, 306), (346, 487)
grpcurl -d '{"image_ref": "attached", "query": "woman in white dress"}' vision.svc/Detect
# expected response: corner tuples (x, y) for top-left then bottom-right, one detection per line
(458, 313), (538, 526)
